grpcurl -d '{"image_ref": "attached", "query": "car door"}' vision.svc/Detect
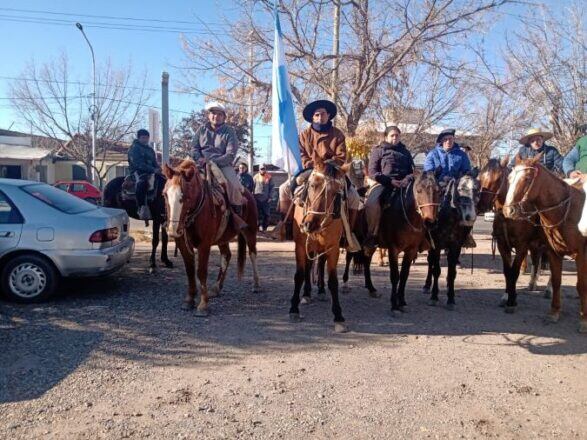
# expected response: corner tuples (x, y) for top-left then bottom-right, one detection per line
(0, 190), (23, 254)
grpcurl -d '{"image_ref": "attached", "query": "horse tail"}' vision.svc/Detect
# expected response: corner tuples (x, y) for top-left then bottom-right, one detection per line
(237, 232), (247, 279)
(352, 251), (365, 275)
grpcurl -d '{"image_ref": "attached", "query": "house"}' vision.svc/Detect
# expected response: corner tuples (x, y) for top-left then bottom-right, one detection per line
(0, 130), (54, 181)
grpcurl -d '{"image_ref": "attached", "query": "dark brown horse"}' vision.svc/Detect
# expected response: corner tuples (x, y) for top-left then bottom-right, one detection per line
(504, 154), (587, 332)
(290, 159), (350, 333)
(377, 171), (441, 313)
(163, 159), (260, 316)
(477, 157), (557, 311)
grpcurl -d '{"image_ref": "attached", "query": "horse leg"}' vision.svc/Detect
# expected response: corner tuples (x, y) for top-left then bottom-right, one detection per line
(317, 255), (327, 299)
(342, 252), (351, 292)
(246, 232), (260, 292)
(364, 254), (379, 297)
(177, 240), (196, 310)
(195, 246), (211, 317)
(160, 226), (173, 268)
(423, 250), (434, 294)
(546, 251), (563, 323)
(301, 259), (313, 304)
(528, 247), (540, 291)
(496, 239), (513, 307)
(445, 246), (461, 310)
(289, 245), (306, 321)
(388, 248), (401, 314)
(326, 250), (347, 333)
(210, 242), (231, 297)
(504, 248), (527, 313)
(427, 249), (441, 305)
(577, 255), (587, 333)
(149, 220), (160, 272)
(398, 248), (417, 310)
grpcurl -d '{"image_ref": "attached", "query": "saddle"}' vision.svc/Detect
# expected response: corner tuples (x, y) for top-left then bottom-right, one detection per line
(121, 173), (157, 202)
(293, 180), (342, 219)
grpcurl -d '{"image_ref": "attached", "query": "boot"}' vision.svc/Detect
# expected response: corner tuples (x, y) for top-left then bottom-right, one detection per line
(231, 205), (248, 231)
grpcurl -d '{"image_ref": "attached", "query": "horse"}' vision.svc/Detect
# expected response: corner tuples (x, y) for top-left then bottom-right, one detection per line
(477, 157), (558, 311)
(103, 173), (173, 272)
(423, 173), (480, 309)
(503, 154), (587, 332)
(290, 159), (350, 333)
(376, 171), (441, 313)
(162, 159), (260, 316)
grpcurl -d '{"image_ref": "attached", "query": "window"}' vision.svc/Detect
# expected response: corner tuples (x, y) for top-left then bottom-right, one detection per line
(72, 165), (87, 181)
(0, 165), (22, 179)
(39, 165), (48, 183)
(22, 183), (97, 214)
(116, 166), (130, 178)
(55, 183), (69, 191)
(0, 191), (23, 224)
(72, 183), (87, 192)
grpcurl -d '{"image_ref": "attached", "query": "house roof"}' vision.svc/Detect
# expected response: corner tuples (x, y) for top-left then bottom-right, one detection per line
(0, 144), (52, 160)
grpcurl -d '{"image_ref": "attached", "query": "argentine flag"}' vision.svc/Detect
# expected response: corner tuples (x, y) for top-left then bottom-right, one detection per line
(271, 5), (302, 175)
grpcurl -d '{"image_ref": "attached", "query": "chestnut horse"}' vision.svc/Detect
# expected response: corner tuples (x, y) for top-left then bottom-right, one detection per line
(163, 159), (260, 316)
(503, 154), (587, 332)
(290, 160), (350, 333)
(377, 171), (441, 314)
(477, 157), (558, 311)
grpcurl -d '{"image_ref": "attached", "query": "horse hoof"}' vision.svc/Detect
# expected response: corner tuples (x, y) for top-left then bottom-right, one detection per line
(498, 299), (506, 308)
(390, 309), (400, 317)
(149, 266), (157, 274)
(446, 303), (455, 311)
(300, 296), (312, 305)
(578, 321), (587, 334)
(181, 302), (194, 311)
(163, 261), (174, 269)
(317, 293), (328, 302)
(398, 305), (407, 313)
(368, 290), (381, 299)
(251, 285), (260, 293)
(194, 309), (209, 318)
(334, 323), (349, 333)
(289, 313), (302, 322)
(341, 284), (350, 293)
(209, 286), (220, 298)
(504, 306), (516, 314)
(546, 312), (560, 323)
(422, 287), (430, 295)
(427, 299), (438, 306)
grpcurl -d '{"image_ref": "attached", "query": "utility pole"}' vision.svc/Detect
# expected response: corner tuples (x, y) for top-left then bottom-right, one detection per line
(161, 72), (170, 165)
(331, 0), (341, 118)
(248, 31), (255, 171)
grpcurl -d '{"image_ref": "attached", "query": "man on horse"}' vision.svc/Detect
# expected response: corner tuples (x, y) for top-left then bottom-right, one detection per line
(128, 128), (160, 220)
(510, 128), (563, 175)
(363, 125), (415, 256)
(277, 99), (361, 252)
(192, 102), (247, 230)
(563, 126), (587, 181)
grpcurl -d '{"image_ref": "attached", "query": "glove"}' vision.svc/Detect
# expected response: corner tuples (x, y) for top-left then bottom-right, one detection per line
(375, 175), (392, 187)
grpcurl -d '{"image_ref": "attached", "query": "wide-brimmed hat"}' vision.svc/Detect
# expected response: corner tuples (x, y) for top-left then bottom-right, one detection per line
(519, 128), (553, 145)
(436, 129), (456, 144)
(205, 101), (227, 114)
(302, 99), (337, 123)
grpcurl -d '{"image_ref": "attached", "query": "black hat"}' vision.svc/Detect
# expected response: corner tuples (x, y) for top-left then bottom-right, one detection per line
(436, 129), (455, 144)
(137, 129), (150, 138)
(302, 100), (337, 123)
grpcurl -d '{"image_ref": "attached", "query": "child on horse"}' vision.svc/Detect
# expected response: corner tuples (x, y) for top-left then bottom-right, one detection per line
(128, 129), (161, 220)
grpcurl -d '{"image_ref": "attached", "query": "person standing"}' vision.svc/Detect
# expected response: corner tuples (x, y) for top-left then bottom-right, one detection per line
(253, 165), (274, 231)
(238, 163), (255, 193)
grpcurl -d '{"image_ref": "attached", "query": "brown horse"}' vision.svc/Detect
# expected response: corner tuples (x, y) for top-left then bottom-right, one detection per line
(503, 154), (587, 332)
(477, 157), (558, 311)
(377, 171), (441, 313)
(290, 159), (350, 333)
(163, 159), (260, 316)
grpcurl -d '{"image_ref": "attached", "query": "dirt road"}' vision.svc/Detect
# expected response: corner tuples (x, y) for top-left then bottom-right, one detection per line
(1, 235), (586, 439)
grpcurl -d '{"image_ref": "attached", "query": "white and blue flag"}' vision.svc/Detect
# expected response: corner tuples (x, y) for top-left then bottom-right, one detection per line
(271, 5), (302, 175)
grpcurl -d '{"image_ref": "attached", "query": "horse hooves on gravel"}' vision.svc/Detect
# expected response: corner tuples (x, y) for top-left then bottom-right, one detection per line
(427, 299), (438, 306)
(208, 286), (220, 298)
(368, 290), (381, 299)
(162, 260), (174, 268)
(504, 305), (516, 314)
(546, 312), (560, 323)
(578, 321), (587, 334)
(544, 288), (552, 299)
(149, 266), (157, 274)
(316, 292), (328, 302)
(334, 322), (349, 333)
(341, 283), (350, 294)
(445, 303), (456, 311)
(194, 309), (209, 318)
(181, 302), (195, 311)
(289, 313), (303, 322)
(251, 285), (261, 293)
(422, 287), (430, 295)
(300, 296), (312, 305)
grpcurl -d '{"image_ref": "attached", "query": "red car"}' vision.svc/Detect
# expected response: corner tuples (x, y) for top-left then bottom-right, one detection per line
(54, 180), (102, 205)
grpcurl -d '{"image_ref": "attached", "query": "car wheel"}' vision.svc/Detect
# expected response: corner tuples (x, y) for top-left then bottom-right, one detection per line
(1, 254), (59, 303)
(85, 197), (98, 205)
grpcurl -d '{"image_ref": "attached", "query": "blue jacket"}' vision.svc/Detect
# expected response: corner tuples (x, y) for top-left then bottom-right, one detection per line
(509, 144), (563, 174)
(423, 144), (471, 180)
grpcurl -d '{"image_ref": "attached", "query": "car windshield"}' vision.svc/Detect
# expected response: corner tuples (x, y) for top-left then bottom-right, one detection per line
(22, 183), (98, 214)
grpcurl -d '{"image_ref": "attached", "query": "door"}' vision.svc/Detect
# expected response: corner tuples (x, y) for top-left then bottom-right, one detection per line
(0, 165), (22, 179)
(0, 191), (23, 254)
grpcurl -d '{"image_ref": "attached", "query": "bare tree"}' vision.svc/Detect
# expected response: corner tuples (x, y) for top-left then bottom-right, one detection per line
(9, 53), (150, 186)
(181, 0), (512, 136)
(504, 3), (586, 153)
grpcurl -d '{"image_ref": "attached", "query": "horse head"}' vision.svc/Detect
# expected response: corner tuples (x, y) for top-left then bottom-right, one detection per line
(162, 159), (203, 238)
(301, 159), (349, 234)
(503, 153), (544, 220)
(347, 158), (367, 191)
(413, 170), (441, 224)
(477, 156), (509, 213)
(449, 173), (480, 226)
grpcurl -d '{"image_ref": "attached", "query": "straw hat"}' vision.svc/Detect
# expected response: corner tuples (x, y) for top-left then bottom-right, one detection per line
(519, 128), (553, 145)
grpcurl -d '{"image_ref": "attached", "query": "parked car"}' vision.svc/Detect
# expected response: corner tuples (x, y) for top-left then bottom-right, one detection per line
(484, 211), (495, 222)
(54, 180), (102, 204)
(0, 178), (134, 302)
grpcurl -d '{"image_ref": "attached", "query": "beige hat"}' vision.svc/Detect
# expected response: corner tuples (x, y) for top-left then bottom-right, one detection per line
(519, 128), (553, 145)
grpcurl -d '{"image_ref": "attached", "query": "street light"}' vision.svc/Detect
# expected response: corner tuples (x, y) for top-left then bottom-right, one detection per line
(76, 22), (97, 184)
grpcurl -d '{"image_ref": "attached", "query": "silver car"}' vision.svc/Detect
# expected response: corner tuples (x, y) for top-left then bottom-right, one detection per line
(0, 178), (134, 302)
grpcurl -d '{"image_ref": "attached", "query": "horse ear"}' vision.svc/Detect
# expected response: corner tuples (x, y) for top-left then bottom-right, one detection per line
(468, 167), (479, 178)
(163, 163), (176, 179)
(500, 155), (510, 168)
(530, 152), (544, 165)
(182, 166), (196, 182)
(515, 154), (522, 165)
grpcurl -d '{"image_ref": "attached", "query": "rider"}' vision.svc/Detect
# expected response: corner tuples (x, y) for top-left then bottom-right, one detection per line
(128, 128), (160, 220)
(509, 128), (563, 174)
(562, 127), (587, 180)
(363, 126), (415, 256)
(278, 99), (361, 252)
(192, 102), (247, 230)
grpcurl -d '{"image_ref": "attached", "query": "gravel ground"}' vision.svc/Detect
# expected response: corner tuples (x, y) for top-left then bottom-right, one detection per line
(1, 234), (586, 439)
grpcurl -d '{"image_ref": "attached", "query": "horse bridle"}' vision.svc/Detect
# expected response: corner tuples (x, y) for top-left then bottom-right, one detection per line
(400, 180), (440, 231)
(163, 175), (207, 238)
(480, 169), (507, 207)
